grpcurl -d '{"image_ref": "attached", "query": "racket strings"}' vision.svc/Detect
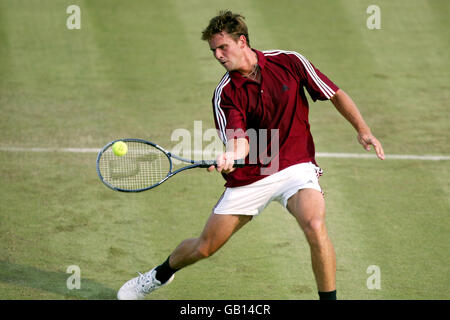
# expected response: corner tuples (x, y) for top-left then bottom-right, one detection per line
(98, 142), (171, 190)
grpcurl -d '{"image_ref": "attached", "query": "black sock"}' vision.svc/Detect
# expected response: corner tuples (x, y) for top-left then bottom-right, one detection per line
(318, 290), (337, 300)
(154, 256), (178, 284)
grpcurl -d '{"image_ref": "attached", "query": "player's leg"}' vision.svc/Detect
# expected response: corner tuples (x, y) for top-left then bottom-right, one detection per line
(168, 213), (252, 270)
(286, 188), (336, 297)
(117, 213), (252, 300)
(117, 180), (268, 300)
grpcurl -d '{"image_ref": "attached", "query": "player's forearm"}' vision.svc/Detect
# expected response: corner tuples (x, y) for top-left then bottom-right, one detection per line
(225, 138), (249, 160)
(330, 89), (371, 134)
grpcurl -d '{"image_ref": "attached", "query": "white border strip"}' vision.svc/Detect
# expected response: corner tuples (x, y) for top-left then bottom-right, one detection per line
(0, 146), (448, 161)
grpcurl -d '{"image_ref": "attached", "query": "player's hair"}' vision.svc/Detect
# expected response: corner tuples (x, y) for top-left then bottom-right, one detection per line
(201, 10), (250, 47)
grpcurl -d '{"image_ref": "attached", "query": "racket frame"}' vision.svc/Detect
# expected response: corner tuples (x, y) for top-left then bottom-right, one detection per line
(96, 138), (220, 192)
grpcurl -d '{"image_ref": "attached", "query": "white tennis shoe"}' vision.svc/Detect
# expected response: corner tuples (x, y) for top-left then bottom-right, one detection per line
(117, 268), (175, 300)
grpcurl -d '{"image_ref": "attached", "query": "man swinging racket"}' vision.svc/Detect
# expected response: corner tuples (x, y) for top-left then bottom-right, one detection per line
(117, 10), (385, 300)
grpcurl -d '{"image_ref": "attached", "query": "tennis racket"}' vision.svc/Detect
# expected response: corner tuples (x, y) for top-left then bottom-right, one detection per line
(96, 138), (244, 192)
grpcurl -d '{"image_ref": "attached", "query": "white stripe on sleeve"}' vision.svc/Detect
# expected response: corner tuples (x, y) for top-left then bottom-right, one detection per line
(213, 73), (231, 144)
(263, 50), (335, 99)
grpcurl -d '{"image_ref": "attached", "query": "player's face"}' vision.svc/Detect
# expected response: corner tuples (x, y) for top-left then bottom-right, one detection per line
(208, 32), (246, 72)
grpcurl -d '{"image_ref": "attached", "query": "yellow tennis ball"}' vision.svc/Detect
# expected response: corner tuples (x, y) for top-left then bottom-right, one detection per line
(112, 141), (128, 156)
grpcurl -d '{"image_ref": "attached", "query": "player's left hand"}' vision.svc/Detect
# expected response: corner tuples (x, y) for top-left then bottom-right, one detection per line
(357, 132), (385, 160)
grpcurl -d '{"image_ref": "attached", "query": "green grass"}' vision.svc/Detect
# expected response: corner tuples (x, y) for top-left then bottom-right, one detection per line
(0, 0), (449, 299)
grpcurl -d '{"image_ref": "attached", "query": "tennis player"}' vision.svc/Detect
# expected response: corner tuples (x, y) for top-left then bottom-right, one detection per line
(117, 10), (385, 300)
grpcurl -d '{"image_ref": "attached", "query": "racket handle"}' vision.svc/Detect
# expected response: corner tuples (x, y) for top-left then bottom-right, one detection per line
(198, 160), (246, 168)
(233, 159), (246, 168)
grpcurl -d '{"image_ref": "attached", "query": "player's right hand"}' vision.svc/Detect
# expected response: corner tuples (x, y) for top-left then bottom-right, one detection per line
(208, 152), (236, 174)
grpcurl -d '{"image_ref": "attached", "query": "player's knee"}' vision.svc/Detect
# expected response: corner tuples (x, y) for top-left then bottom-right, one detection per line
(194, 242), (216, 259)
(303, 218), (327, 244)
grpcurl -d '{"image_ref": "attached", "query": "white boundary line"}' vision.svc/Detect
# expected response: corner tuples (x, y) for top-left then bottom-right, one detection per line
(316, 152), (450, 161)
(0, 147), (99, 153)
(0, 146), (449, 161)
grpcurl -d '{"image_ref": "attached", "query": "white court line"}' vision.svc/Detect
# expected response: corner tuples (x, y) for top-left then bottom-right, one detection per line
(0, 146), (449, 161)
(316, 152), (450, 161)
(0, 147), (99, 153)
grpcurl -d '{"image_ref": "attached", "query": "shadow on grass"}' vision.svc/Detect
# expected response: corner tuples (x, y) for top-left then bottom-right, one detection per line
(0, 261), (116, 299)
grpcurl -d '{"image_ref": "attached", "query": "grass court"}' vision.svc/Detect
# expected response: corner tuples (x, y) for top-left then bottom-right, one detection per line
(0, 0), (448, 299)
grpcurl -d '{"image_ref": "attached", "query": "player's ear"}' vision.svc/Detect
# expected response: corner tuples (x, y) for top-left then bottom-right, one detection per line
(239, 34), (247, 48)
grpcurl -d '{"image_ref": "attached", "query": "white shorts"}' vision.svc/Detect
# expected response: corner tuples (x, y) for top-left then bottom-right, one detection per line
(213, 162), (323, 216)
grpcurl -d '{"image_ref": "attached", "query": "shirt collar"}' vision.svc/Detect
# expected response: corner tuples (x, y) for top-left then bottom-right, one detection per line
(229, 49), (266, 88)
